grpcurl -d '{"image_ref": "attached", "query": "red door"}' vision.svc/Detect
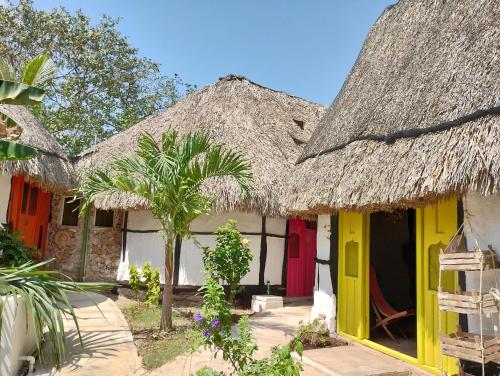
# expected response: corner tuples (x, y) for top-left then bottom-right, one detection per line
(286, 218), (317, 296)
(8, 176), (51, 257)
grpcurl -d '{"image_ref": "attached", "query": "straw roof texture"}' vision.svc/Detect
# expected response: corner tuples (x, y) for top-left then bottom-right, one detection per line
(0, 104), (76, 191)
(77, 75), (326, 216)
(288, 0), (500, 214)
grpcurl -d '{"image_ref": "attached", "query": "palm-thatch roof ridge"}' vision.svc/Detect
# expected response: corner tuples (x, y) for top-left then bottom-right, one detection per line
(76, 74), (327, 216)
(288, 0), (500, 214)
(0, 104), (76, 191)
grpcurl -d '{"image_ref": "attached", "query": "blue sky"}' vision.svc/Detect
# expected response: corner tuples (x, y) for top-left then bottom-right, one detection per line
(34, 1), (395, 105)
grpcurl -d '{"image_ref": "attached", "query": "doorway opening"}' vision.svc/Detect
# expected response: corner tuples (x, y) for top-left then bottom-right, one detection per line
(369, 209), (417, 358)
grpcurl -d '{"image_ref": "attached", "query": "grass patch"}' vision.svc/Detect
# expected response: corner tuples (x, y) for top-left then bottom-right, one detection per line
(122, 303), (202, 370)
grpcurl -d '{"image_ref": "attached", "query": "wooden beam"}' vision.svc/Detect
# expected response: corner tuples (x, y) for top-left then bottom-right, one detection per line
(281, 219), (289, 287)
(259, 216), (267, 288)
(330, 215), (339, 296)
(173, 236), (182, 287)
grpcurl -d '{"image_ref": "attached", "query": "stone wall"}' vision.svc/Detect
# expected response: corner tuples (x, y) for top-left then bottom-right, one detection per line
(46, 193), (124, 281)
(46, 193), (82, 279)
(84, 209), (123, 282)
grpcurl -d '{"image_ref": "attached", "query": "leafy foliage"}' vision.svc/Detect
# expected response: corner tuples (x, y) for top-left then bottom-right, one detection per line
(0, 0), (194, 154)
(0, 226), (39, 266)
(0, 259), (112, 368)
(294, 319), (330, 348)
(238, 343), (303, 376)
(79, 130), (252, 330)
(0, 53), (56, 160)
(128, 264), (141, 299)
(194, 275), (303, 375)
(196, 277), (256, 371)
(142, 261), (161, 306)
(202, 220), (252, 303)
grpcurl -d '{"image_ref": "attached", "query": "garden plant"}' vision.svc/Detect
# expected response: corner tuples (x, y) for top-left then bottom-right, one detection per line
(202, 220), (252, 304)
(79, 130), (252, 330)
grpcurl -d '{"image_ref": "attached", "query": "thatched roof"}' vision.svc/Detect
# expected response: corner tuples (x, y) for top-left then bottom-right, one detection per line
(288, 0), (500, 214)
(76, 75), (326, 216)
(0, 104), (76, 191)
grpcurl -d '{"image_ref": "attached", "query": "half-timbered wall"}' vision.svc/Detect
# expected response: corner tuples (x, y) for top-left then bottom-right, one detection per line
(118, 210), (287, 286)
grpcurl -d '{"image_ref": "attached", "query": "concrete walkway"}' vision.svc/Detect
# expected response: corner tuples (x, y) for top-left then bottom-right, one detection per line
(34, 295), (433, 376)
(35, 293), (142, 376)
(150, 302), (328, 375)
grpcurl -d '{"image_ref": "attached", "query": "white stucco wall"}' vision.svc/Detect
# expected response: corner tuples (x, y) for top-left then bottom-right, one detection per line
(463, 192), (500, 336)
(118, 210), (287, 286)
(310, 215), (336, 332)
(0, 296), (36, 376)
(0, 174), (11, 224)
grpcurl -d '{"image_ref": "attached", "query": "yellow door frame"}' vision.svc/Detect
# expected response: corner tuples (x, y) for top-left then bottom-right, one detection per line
(337, 201), (458, 376)
(337, 211), (370, 339)
(416, 199), (459, 375)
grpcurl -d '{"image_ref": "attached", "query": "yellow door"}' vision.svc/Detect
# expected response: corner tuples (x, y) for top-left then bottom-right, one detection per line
(416, 199), (458, 374)
(338, 211), (369, 339)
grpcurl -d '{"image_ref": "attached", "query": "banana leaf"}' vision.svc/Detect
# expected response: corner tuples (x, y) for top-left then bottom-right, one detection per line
(0, 140), (37, 160)
(0, 80), (46, 105)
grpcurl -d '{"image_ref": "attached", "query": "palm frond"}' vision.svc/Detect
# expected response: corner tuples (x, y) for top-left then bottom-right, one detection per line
(21, 55), (57, 88)
(0, 259), (113, 368)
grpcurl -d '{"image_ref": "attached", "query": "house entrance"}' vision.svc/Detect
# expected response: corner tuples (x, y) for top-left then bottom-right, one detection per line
(286, 218), (317, 296)
(337, 199), (459, 374)
(369, 210), (417, 358)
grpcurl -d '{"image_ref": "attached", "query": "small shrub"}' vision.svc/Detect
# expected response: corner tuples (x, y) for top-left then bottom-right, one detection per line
(0, 226), (39, 266)
(195, 367), (225, 376)
(128, 264), (141, 299)
(142, 261), (161, 306)
(194, 276), (302, 375)
(202, 220), (252, 303)
(238, 342), (303, 376)
(295, 319), (330, 348)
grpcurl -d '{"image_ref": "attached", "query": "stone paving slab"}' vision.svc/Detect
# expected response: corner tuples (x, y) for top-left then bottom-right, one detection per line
(34, 293), (142, 376)
(300, 342), (433, 376)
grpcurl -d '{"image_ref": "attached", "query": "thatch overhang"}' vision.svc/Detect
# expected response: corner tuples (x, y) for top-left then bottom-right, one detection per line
(288, 0), (500, 215)
(76, 75), (326, 216)
(0, 104), (76, 191)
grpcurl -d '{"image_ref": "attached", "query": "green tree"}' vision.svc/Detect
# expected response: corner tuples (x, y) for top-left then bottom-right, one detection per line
(0, 0), (194, 155)
(78, 131), (252, 330)
(202, 220), (252, 304)
(0, 54), (56, 160)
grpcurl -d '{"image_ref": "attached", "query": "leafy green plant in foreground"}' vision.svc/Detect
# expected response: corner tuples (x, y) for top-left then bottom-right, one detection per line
(0, 259), (112, 368)
(142, 262), (161, 306)
(0, 226), (40, 266)
(193, 276), (303, 375)
(128, 264), (141, 299)
(202, 220), (252, 304)
(294, 319), (330, 348)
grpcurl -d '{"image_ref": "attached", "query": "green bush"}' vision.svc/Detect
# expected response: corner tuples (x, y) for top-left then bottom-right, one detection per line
(128, 264), (141, 299)
(238, 343), (303, 376)
(142, 261), (161, 306)
(193, 276), (303, 375)
(202, 220), (252, 303)
(295, 319), (330, 348)
(0, 226), (39, 266)
(194, 367), (225, 376)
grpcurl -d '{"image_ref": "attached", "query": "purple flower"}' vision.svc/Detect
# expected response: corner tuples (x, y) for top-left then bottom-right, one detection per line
(193, 312), (203, 323)
(211, 318), (221, 328)
(202, 328), (211, 338)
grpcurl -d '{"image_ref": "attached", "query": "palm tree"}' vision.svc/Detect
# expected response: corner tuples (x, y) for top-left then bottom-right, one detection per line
(0, 54), (57, 160)
(79, 131), (252, 330)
